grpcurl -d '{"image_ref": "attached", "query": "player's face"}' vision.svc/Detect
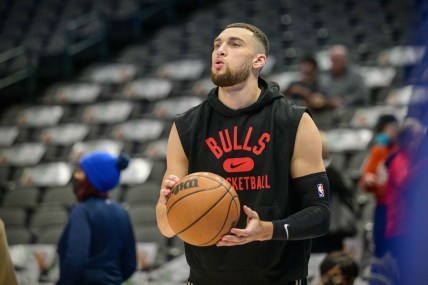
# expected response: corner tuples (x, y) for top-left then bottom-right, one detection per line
(211, 27), (258, 87)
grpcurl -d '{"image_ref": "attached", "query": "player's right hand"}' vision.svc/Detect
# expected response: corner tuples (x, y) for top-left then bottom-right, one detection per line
(160, 175), (180, 205)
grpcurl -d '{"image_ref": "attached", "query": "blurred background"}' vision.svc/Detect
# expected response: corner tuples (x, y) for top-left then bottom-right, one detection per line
(0, 0), (427, 284)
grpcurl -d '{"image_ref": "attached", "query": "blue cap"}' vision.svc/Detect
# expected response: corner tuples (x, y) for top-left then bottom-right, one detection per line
(79, 151), (130, 193)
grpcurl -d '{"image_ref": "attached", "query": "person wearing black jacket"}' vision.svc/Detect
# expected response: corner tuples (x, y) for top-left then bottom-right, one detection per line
(156, 23), (330, 285)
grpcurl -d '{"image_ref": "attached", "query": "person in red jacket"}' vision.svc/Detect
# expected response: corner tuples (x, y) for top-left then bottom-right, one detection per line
(360, 114), (398, 258)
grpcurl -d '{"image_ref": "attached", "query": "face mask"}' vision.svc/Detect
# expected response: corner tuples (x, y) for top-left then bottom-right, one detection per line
(72, 177), (79, 195)
(323, 275), (346, 285)
(375, 133), (390, 146)
(72, 176), (86, 201)
(324, 280), (345, 285)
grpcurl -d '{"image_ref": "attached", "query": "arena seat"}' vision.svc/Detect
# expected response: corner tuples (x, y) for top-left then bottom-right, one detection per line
(36, 225), (65, 244)
(29, 205), (68, 238)
(128, 203), (157, 227)
(0, 206), (27, 227)
(18, 162), (73, 187)
(6, 226), (33, 245)
(120, 157), (153, 185)
(0, 126), (19, 147)
(2, 188), (39, 210)
(69, 139), (124, 162)
(41, 185), (76, 209)
(123, 180), (161, 206)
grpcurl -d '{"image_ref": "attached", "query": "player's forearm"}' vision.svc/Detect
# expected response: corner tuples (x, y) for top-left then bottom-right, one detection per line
(271, 172), (331, 240)
(272, 205), (330, 240)
(156, 202), (176, 238)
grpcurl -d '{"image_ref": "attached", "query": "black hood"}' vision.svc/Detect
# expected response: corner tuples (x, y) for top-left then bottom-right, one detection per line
(207, 78), (283, 117)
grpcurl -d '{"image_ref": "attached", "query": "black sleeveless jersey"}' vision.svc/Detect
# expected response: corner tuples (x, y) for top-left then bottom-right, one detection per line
(175, 78), (309, 285)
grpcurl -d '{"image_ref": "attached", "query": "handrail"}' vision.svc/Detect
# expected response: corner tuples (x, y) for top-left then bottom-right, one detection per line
(0, 46), (25, 64)
(139, 0), (178, 21)
(64, 12), (108, 77)
(0, 46), (35, 91)
(67, 12), (100, 31)
(65, 12), (107, 56)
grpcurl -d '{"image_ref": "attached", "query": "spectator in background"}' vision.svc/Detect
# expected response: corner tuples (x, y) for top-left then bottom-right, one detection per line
(319, 251), (359, 285)
(0, 218), (18, 285)
(385, 118), (424, 267)
(359, 114), (399, 258)
(320, 45), (369, 108)
(285, 55), (329, 111)
(57, 151), (136, 285)
(312, 132), (357, 253)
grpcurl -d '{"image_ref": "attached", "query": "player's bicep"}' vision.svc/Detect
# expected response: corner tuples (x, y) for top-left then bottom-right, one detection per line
(290, 113), (325, 178)
(156, 123), (187, 238)
(164, 123), (189, 181)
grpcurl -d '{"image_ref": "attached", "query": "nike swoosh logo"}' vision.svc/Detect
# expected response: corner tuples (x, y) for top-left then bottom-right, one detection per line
(223, 157), (254, 173)
(284, 224), (290, 239)
(230, 161), (246, 169)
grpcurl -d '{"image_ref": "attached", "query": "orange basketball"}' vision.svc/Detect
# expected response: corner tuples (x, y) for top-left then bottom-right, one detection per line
(166, 172), (241, 246)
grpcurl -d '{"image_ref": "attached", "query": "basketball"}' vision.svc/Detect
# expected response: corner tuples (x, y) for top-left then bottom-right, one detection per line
(166, 172), (241, 246)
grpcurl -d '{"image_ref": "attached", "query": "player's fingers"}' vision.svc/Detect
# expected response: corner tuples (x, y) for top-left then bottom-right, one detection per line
(167, 175), (180, 182)
(217, 235), (247, 246)
(217, 240), (242, 246)
(230, 228), (249, 237)
(160, 188), (171, 204)
(216, 240), (236, 246)
(164, 179), (177, 188)
(243, 205), (259, 220)
(160, 188), (171, 195)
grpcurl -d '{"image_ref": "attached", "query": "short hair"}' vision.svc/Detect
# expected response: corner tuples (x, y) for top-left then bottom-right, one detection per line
(374, 114), (398, 134)
(301, 54), (318, 69)
(329, 45), (348, 58)
(225, 23), (269, 55)
(320, 251), (359, 283)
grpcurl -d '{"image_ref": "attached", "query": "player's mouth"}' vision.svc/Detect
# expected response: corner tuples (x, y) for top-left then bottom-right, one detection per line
(213, 58), (225, 69)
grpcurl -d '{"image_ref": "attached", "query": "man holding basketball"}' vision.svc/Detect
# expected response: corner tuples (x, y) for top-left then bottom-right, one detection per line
(156, 23), (330, 285)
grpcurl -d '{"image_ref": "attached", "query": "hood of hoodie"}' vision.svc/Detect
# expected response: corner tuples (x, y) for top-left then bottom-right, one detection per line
(207, 78), (283, 117)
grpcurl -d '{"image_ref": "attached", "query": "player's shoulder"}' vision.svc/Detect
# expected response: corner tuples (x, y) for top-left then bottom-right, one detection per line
(175, 99), (209, 127)
(273, 96), (309, 125)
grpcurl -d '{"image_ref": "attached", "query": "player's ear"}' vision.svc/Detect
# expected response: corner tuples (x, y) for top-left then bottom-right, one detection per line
(253, 54), (266, 69)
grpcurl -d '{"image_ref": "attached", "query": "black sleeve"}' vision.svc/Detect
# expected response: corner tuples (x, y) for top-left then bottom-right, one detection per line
(272, 172), (331, 240)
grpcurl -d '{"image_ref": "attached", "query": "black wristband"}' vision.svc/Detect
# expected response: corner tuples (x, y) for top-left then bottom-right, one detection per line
(272, 220), (289, 240)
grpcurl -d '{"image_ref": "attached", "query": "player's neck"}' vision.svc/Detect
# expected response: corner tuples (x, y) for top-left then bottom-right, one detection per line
(218, 79), (261, 110)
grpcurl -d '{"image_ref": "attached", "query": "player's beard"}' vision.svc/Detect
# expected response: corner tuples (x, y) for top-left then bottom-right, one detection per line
(211, 61), (252, 87)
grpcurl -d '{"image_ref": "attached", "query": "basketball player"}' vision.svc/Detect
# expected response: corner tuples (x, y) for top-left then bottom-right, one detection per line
(156, 23), (330, 285)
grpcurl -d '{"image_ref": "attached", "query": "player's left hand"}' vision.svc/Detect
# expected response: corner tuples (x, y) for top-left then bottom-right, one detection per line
(216, 205), (273, 246)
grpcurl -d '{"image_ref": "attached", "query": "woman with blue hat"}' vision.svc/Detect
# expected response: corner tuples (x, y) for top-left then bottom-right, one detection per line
(57, 151), (136, 285)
